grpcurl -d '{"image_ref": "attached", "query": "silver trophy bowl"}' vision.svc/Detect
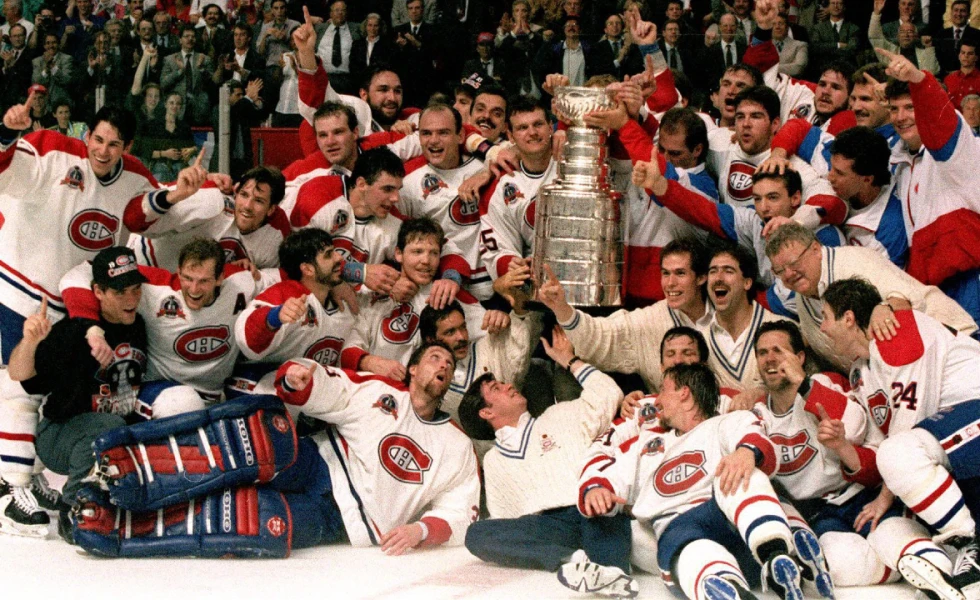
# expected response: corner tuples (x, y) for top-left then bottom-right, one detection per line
(552, 86), (617, 128)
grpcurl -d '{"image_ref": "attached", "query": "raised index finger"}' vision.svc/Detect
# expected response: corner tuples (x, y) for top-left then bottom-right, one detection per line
(38, 295), (47, 317)
(816, 402), (831, 422)
(193, 148), (205, 169)
(874, 47), (897, 60)
(24, 90), (36, 111)
(303, 5), (312, 25)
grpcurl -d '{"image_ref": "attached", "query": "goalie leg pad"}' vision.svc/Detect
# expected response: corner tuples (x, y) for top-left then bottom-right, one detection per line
(73, 484), (294, 558)
(94, 395), (298, 511)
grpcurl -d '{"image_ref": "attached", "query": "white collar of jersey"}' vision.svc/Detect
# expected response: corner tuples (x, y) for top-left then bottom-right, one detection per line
(816, 245), (836, 299)
(96, 157), (125, 186)
(707, 302), (765, 380)
(519, 159), (553, 178)
(495, 411), (533, 458)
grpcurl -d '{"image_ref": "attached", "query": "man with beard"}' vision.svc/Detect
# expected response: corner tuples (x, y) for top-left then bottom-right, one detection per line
(69, 342), (479, 557)
(810, 62), (857, 132)
(231, 228), (357, 397)
(128, 166), (290, 271)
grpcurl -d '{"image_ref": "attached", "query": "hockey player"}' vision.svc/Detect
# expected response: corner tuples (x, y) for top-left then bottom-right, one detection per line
(557, 238), (712, 393)
(60, 239), (279, 411)
(458, 295), (633, 597)
(818, 277), (980, 600)
(398, 104), (490, 301)
(752, 320), (956, 596)
(576, 362), (807, 600)
(876, 46), (980, 325)
(231, 228), (356, 396)
(70, 342), (480, 557)
(341, 218), (486, 380)
(632, 141), (845, 288)
(763, 223), (976, 370)
(5, 247), (148, 539)
(129, 166), (291, 271)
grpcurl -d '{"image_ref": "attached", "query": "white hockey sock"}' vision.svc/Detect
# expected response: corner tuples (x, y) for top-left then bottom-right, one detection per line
(675, 538), (750, 600)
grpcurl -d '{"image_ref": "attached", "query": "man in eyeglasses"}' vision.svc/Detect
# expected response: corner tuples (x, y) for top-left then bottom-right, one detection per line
(763, 222), (976, 371)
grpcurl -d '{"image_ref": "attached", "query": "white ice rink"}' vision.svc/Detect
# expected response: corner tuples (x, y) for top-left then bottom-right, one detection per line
(0, 475), (919, 600)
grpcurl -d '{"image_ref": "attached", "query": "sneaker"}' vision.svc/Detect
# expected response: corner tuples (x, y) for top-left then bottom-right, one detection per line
(762, 554), (805, 600)
(0, 478), (50, 538)
(31, 473), (70, 512)
(557, 550), (639, 598)
(898, 553), (965, 600)
(950, 537), (980, 600)
(702, 574), (759, 600)
(793, 528), (836, 599)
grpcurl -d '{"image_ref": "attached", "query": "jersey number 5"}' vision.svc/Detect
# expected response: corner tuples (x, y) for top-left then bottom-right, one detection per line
(891, 381), (918, 411)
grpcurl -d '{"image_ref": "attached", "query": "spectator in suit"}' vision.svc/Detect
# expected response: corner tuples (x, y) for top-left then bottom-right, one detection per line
(213, 23), (265, 89)
(32, 33), (73, 112)
(772, 12), (807, 76)
(350, 13), (393, 86)
(160, 24), (214, 125)
(870, 15), (940, 74)
(1, 24), (33, 111)
(393, 0), (434, 107)
(316, 0), (361, 95)
(533, 16), (596, 88)
(661, 19), (693, 74)
(392, 0), (437, 27)
(730, 0), (756, 39)
(498, 0), (544, 98)
(664, 0), (700, 41)
(1, 0), (33, 39)
(211, 79), (266, 180)
(81, 30), (125, 116)
(946, 41), (980, 107)
(937, 0), (980, 73)
(195, 3), (231, 60)
(131, 19), (162, 84)
(462, 32), (508, 85)
(119, 0), (144, 40)
(590, 12), (630, 77)
(152, 11), (179, 56)
(696, 13), (745, 93)
(962, 93), (980, 134)
(258, 0), (299, 86)
(809, 0), (861, 72)
(881, 0), (928, 43)
(59, 0), (106, 63)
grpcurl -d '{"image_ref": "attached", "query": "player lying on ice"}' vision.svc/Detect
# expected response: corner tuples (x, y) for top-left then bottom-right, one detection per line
(64, 341), (480, 558)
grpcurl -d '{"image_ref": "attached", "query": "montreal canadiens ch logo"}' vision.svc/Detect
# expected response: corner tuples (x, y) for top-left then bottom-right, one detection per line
(266, 516), (286, 537)
(727, 161), (756, 203)
(173, 325), (231, 362)
(219, 237), (248, 263)
(379, 434), (432, 484)
(304, 336), (342, 366)
(770, 431), (817, 475)
(382, 304), (420, 344)
(68, 209), (119, 251)
(654, 450), (707, 497)
(524, 200), (536, 230)
(867, 389), (892, 434)
(449, 196), (480, 226)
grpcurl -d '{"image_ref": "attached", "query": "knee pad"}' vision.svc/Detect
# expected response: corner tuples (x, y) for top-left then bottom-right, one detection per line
(148, 385), (206, 420)
(820, 531), (895, 586)
(94, 395), (298, 511)
(73, 484), (293, 558)
(0, 380), (42, 487)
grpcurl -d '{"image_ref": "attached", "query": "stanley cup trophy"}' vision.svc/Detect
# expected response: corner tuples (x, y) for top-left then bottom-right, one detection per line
(532, 86), (623, 308)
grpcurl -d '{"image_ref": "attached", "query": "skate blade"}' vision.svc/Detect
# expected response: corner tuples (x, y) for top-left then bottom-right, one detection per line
(899, 554), (967, 600)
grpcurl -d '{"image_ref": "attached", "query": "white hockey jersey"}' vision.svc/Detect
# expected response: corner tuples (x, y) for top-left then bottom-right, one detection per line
(275, 361), (480, 547)
(578, 410), (778, 537)
(129, 187), (290, 271)
(398, 157), (491, 299)
(340, 284), (486, 370)
(700, 302), (793, 391)
(278, 174), (355, 248)
(478, 159), (558, 280)
(849, 309), (980, 437)
(60, 263), (278, 398)
(0, 131), (159, 319)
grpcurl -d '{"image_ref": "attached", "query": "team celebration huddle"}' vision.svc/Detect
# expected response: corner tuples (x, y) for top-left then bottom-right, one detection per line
(2, 0), (980, 598)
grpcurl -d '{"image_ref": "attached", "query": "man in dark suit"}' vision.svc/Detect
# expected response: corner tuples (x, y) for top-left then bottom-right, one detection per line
(1, 23), (32, 111)
(936, 0), (980, 74)
(498, 1), (545, 98)
(809, 0), (861, 73)
(195, 3), (232, 60)
(590, 13), (630, 77)
(212, 23), (266, 91)
(660, 19), (695, 75)
(152, 12), (179, 56)
(315, 0), (362, 95)
(533, 16), (599, 90)
(393, 0), (434, 107)
(350, 13), (394, 86)
(461, 32), (508, 86)
(161, 25), (214, 125)
(695, 13), (745, 93)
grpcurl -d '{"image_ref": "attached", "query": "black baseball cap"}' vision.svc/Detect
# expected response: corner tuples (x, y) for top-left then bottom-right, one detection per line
(92, 247), (147, 291)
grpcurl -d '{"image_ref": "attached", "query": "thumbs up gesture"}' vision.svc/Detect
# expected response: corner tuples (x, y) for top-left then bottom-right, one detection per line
(285, 361), (317, 390)
(632, 146), (667, 195)
(815, 403), (847, 452)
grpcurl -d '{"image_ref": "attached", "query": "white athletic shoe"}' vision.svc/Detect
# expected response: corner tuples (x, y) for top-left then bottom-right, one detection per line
(897, 553), (965, 600)
(557, 550), (639, 598)
(0, 478), (49, 538)
(701, 574), (759, 600)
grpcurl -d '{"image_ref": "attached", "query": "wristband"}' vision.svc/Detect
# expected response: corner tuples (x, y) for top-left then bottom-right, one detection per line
(878, 301), (894, 311)
(266, 305), (284, 330)
(441, 269), (463, 285)
(416, 521), (429, 541)
(565, 355), (581, 371)
(85, 325), (106, 340)
(797, 376), (811, 398)
(343, 260), (365, 284)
